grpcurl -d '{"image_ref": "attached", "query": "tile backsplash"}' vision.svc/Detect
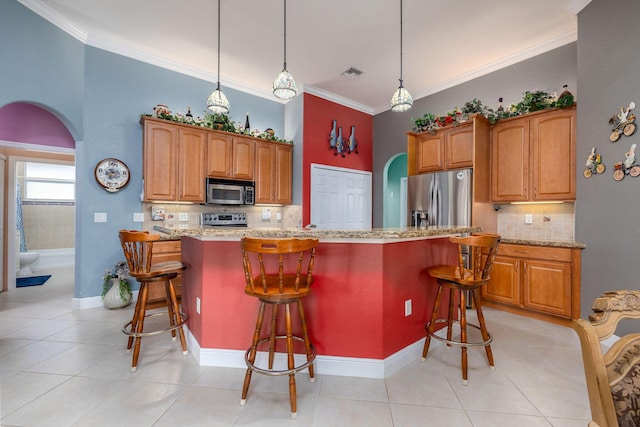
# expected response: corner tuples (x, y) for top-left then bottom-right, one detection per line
(497, 203), (575, 242)
(142, 203), (302, 231)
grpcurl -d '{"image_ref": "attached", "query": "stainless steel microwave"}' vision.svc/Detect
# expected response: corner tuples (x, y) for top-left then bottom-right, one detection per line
(205, 178), (255, 205)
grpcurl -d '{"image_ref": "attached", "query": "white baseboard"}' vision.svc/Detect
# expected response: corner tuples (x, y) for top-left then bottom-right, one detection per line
(185, 328), (444, 379)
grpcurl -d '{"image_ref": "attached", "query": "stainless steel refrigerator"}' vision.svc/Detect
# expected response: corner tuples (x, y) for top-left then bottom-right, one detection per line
(407, 169), (472, 228)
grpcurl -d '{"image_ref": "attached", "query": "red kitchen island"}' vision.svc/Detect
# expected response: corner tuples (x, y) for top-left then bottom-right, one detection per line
(178, 226), (478, 378)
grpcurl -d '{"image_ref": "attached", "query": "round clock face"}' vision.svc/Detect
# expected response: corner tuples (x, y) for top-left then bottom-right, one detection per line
(95, 158), (130, 192)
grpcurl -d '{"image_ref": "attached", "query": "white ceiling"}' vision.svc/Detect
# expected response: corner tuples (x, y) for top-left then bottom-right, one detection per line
(20, 0), (591, 114)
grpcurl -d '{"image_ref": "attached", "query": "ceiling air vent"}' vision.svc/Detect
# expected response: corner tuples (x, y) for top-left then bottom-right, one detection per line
(341, 67), (363, 80)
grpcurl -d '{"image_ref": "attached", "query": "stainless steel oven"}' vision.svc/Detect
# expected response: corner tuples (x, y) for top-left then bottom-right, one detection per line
(205, 178), (254, 205)
(201, 212), (248, 228)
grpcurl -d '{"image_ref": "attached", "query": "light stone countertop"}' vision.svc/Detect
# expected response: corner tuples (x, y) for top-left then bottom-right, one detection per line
(154, 225), (482, 243)
(152, 226), (585, 248)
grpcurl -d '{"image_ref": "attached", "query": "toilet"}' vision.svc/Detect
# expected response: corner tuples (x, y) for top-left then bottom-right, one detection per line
(18, 251), (40, 277)
(15, 231), (39, 277)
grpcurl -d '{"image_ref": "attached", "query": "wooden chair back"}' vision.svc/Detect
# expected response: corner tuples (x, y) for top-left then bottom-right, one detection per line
(241, 238), (319, 298)
(573, 290), (640, 427)
(119, 230), (160, 277)
(449, 233), (500, 284)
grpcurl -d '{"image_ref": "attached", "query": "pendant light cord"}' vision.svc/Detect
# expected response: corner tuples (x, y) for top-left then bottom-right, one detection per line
(399, 0), (404, 86)
(217, 0), (221, 89)
(283, 0), (288, 71)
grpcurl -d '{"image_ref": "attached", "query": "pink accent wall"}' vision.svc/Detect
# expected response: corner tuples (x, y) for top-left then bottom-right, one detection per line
(302, 94), (373, 225)
(0, 102), (75, 148)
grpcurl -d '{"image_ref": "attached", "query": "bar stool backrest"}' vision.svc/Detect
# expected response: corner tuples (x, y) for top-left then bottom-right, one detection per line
(449, 233), (500, 283)
(119, 230), (160, 278)
(241, 238), (319, 294)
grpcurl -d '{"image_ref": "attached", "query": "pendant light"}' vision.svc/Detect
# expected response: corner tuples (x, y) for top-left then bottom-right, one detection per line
(207, 0), (230, 114)
(273, 0), (297, 100)
(390, 0), (413, 112)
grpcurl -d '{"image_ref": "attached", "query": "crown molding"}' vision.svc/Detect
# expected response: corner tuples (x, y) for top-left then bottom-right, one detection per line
(18, 0), (87, 42)
(303, 86), (374, 115)
(567, 0), (592, 14)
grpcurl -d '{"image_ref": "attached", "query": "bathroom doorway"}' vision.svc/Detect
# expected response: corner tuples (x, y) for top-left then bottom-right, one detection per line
(5, 151), (75, 291)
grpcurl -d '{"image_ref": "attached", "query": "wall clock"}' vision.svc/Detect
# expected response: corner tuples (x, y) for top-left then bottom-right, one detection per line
(94, 158), (130, 192)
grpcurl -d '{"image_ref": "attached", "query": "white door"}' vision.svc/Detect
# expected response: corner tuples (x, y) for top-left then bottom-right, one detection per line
(310, 164), (372, 230)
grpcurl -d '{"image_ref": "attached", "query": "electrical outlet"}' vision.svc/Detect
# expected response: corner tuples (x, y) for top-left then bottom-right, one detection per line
(405, 299), (412, 317)
(276, 212), (282, 221)
(178, 223), (188, 229)
(525, 214), (533, 224)
(179, 212), (188, 221)
(133, 212), (144, 222)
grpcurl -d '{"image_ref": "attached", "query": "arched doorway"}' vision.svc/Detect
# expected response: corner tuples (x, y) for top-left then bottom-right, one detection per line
(382, 153), (407, 228)
(0, 102), (76, 291)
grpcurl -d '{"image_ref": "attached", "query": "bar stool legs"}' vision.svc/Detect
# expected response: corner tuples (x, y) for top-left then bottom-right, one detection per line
(241, 300), (316, 419)
(422, 283), (494, 385)
(122, 276), (188, 372)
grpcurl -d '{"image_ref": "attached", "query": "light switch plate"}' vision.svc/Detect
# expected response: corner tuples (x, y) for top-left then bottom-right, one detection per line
(179, 212), (189, 221)
(94, 212), (107, 223)
(525, 214), (533, 224)
(133, 212), (144, 222)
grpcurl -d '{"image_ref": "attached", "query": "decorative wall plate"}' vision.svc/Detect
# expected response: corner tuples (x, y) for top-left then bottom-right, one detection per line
(94, 158), (130, 192)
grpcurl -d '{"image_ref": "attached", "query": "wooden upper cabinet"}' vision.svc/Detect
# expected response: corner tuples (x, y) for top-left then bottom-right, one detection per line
(206, 134), (254, 180)
(531, 109), (576, 201)
(415, 132), (445, 173)
(177, 127), (206, 202)
(254, 141), (275, 204)
(491, 116), (530, 202)
(275, 144), (293, 204)
(408, 120), (474, 175)
(254, 141), (292, 204)
(491, 107), (576, 202)
(446, 125), (473, 169)
(142, 117), (292, 204)
(231, 137), (254, 180)
(143, 118), (205, 203)
(143, 120), (178, 201)
(206, 133), (233, 178)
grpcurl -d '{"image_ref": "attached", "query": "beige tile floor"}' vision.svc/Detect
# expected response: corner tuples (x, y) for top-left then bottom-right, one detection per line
(0, 268), (592, 426)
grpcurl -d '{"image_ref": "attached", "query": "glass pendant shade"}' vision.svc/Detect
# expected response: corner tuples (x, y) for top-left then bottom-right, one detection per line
(273, 69), (297, 100)
(207, 84), (230, 115)
(390, 82), (413, 112)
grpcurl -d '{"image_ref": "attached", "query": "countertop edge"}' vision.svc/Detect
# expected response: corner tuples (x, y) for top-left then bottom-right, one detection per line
(500, 239), (586, 249)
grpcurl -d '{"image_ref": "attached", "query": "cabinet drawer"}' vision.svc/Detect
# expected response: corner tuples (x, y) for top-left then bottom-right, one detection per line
(153, 240), (181, 254)
(498, 244), (572, 262)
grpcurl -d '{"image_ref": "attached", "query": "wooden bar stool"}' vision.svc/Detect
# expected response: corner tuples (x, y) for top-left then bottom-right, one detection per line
(422, 233), (500, 385)
(119, 230), (188, 372)
(240, 237), (319, 419)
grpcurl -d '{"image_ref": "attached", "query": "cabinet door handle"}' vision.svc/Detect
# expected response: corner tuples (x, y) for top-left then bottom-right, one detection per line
(515, 250), (528, 254)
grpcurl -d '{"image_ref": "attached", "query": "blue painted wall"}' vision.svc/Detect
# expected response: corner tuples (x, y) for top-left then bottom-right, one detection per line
(3, 2), (285, 298)
(0, 1), (84, 139)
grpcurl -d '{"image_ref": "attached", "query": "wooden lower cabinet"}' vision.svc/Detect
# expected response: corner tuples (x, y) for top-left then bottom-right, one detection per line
(481, 243), (581, 324)
(145, 239), (182, 309)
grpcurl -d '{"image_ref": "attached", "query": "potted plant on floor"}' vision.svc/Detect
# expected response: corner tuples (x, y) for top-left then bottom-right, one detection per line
(102, 261), (133, 309)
